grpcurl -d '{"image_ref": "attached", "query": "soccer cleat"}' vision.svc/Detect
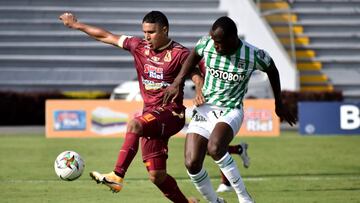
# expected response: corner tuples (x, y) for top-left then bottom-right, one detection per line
(239, 142), (250, 168)
(216, 183), (234, 193)
(89, 171), (104, 184)
(238, 189), (255, 203)
(187, 196), (200, 203)
(238, 195), (255, 203)
(89, 171), (123, 193)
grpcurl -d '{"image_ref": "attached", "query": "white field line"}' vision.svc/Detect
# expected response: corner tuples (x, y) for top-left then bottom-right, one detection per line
(1, 175), (360, 184)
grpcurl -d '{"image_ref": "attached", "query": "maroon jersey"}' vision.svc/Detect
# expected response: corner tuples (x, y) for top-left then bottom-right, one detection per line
(119, 36), (189, 112)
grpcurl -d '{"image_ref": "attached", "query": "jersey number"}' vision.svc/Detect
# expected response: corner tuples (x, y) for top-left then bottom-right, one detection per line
(212, 110), (224, 119)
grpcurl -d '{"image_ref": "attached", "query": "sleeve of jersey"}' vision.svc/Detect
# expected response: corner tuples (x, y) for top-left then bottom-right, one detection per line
(179, 49), (190, 65)
(117, 35), (137, 51)
(254, 49), (273, 71)
(197, 59), (206, 76)
(194, 36), (210, 57)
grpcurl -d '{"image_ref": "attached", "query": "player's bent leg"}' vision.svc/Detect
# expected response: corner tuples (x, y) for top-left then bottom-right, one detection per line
(184, 133), (208, 174)
(114, 118), (144, 177)
(90, 131), (138, 193)
(207, 123), (233, 160)
(89, 119), (143, 193)
(148, 169), (167, 185)
(215, 152), (253, 202)
(153, 172), (199, 203)
(217, 143), (249, 193)
(185, 133), (224, 203)
(228, 142), (251, 169)
(210, 123), (254, 203)
(146, 157), (195, 203)
(239, 142), (250, 168)
(141, 133), (196, 203)
(89, 171), (123, 193)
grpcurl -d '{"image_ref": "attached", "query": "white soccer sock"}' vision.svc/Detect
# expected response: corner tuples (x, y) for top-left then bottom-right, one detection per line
(215, 153), (253, 202)
(187, 168), (218, 203)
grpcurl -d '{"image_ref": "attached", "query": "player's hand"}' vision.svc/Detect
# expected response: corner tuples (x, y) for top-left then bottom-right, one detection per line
(59, 12), (78, 28)
(275, 102), (297, 126)
(163, 84), (180, 105)
(193, 87), (205, 106)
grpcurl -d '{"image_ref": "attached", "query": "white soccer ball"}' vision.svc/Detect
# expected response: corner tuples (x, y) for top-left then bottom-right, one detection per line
(54, 150), (85, 181)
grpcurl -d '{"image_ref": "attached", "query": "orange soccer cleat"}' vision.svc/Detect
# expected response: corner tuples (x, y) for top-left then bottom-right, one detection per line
(90, 171), (123, 193)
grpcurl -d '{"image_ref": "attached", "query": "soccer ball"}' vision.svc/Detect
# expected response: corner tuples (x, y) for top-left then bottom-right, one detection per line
(54, 150), (85, 181)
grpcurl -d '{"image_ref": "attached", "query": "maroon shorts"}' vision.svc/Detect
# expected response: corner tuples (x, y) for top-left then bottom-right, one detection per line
(135, 106), (185, 170)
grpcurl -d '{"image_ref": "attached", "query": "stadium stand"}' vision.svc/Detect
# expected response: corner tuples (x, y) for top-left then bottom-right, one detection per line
(1, 0), (358, 101)
(0, 0), (225, 92)
(258, 0), (360, 101)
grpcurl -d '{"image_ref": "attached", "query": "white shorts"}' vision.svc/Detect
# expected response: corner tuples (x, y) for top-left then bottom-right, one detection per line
(187, 104), (244, 139)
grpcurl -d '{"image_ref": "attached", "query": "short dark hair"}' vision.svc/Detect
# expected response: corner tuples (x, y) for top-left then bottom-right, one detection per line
(211, 16), (238, 38)
(142, 11), (169, 29)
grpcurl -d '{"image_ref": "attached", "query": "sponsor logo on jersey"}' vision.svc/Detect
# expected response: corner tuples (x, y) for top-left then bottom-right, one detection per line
(142, 79), (170, 90)
(237, 60), (246, 70)
(144, 64), (163, 79)
(208, 67), (245, 82)
(141, 113), (156, 123)
(151, 56), (160, 62)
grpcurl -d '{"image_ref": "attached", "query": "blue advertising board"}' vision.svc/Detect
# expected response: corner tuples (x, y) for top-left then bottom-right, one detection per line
(53, 110), (86, 131)
(299, 102), (360, 135)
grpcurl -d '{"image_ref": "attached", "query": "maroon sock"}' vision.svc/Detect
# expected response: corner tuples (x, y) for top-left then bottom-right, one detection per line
(220, 171), (231, 186)
(114, 132), (139, 177)
(156, 175), (188, 203)
(228, 144), (241, 154)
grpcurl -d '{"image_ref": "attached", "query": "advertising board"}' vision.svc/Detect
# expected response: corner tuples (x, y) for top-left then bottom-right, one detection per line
(299, 102), (360, 135)
(46, 99), (279, 138)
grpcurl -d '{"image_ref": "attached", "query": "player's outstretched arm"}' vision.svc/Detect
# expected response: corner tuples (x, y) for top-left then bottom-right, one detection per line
(266, 60), (297, 126)
(59, 12), (120, 46)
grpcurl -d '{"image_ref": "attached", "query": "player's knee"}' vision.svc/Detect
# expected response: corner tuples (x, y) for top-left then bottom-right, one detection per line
(148, 170), (167, 185)
(207, 142), (225, 160)
(126, 119), (143, 134)
(185, 157), (202, 174)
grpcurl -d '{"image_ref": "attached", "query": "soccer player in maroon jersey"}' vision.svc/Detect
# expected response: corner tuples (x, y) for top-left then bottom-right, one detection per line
(59, 11), (198, 203)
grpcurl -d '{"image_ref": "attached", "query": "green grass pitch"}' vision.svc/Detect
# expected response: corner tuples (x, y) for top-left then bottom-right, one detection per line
(0, 131), (359, 203)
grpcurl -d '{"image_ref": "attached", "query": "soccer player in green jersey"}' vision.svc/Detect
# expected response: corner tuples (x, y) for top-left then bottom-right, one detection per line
(164, 16), (297, 203)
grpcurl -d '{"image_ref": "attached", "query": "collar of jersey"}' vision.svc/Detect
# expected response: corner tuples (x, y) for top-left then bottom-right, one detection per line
(156, 40), (173, 51)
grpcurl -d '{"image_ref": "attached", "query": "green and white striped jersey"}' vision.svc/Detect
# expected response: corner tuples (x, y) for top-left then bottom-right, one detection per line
(195, 35), (273, 109)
